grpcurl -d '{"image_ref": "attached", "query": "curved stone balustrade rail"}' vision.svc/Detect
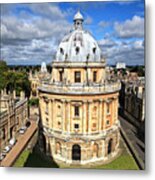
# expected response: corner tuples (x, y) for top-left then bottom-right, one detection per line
(39, 81), (121, 95)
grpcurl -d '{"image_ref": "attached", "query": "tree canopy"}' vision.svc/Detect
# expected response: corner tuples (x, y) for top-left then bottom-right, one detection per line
(0, 60), (31, 97)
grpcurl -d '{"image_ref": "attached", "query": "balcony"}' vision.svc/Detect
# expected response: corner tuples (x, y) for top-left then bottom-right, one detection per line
(38, 81), (121, 95)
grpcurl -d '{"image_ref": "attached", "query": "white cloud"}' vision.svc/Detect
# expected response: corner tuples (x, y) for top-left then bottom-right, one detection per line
(114, 15), (144, 38)
(1, 3), (72, 65)
(98, 21), (109, 28)
(84, 16), (93, 25)
(98, 38), (116, 47)
(99, 38), (144, 65)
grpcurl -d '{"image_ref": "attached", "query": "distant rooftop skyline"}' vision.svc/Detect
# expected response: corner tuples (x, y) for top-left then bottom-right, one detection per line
(1, 0), (145, 65)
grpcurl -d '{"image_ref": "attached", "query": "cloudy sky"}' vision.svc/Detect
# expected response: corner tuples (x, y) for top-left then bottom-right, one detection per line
(1, 0), (145, 65)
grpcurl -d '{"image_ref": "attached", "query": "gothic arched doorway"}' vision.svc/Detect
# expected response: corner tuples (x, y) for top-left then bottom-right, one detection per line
(72, 144), (81, 161)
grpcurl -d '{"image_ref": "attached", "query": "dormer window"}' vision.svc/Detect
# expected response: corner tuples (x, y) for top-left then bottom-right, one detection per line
(60, 48), (64, 55)
(75, 47), (80, 54)
(93, 47), (96, 54)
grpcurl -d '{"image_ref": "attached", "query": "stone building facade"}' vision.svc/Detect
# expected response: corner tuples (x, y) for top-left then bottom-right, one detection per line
(38, 11), (121, 166)
(120, 78), (145, 123)
(29, 62), (50, 98)
(0, 90), (28, 152)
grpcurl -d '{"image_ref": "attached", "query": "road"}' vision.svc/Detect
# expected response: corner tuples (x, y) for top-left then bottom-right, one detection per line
(119, 115), (145, 164)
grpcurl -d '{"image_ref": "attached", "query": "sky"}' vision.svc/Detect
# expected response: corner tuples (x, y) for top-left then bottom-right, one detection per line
(1, 0), (145, 65)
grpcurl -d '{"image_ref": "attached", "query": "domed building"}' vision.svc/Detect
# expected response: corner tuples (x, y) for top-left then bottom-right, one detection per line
(38, 11), (121, 166)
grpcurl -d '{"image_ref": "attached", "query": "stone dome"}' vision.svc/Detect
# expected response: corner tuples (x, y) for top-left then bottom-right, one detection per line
(55, 11), (101, 62)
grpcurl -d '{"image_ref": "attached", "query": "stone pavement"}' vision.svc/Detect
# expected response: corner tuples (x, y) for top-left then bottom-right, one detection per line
(0, 119), (38, 167)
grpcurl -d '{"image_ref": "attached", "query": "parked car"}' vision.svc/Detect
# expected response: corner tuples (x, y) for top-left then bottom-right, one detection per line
(9, 138), (17, 147)
(0, 153), (6, 161)
(19, 126), (27, 134)
(3, 145), (11, 153)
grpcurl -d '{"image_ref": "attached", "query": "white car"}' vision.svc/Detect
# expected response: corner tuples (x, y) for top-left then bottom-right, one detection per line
(3, 145), (11, 153)
(19, 126), (27, 134)
(9, 138), (17, 147)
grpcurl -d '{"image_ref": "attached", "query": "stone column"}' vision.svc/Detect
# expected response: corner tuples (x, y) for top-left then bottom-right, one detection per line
(48, 99), (52, 129)
(62, 99), (66, 133)
(99, 100), (103, 132)
(52, 99), (55, 130)
(87, 68), (91, 82)
(103, 100), (106, 130)
(111, 99), (114, 125)
(88, 100), (92, 134)
(115, 98), (118, 122)
(82, 100), (87, 134)
(66, 100), (71, 133)
(52, 68), (57, 82)
(102, 140), (106, 158)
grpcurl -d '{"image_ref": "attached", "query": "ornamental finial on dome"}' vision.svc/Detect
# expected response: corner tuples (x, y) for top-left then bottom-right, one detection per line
(73, 10), (84, 30)
(73, 10), (84, 21)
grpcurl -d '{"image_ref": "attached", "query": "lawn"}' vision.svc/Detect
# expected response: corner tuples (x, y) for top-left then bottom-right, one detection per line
(95, 151), (139, 170)
(13, 149), (59, 168)
(13, 141), (138, 170)
(13, 150), (30, 167)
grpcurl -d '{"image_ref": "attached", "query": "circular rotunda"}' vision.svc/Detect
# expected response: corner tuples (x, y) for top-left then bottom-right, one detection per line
(38, 11), (121, 166)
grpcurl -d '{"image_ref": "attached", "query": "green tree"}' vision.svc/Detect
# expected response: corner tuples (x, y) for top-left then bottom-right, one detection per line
(6, 71), (31, 97)
(0, 60), (31, 97)
(0, 60), (8, 90)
